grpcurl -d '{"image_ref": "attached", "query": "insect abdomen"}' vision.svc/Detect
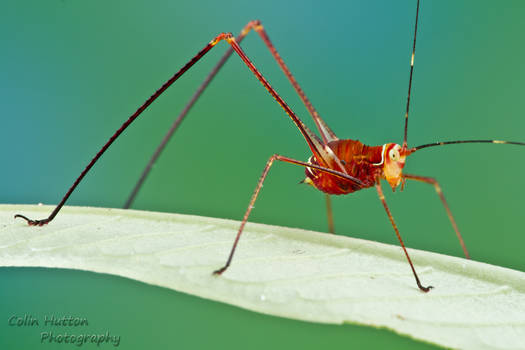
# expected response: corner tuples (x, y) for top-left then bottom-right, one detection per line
(304, 139), (383, 195)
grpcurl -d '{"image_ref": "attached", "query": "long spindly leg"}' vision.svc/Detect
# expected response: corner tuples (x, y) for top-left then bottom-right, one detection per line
(16, 34), (232, 226)
(252, 24), (336, 143)
(124, 21), (260, 209)
(256, 20), (350, 230)
(214, 155), (362, 275)
(124, 19), (340, 209)
(15, 32), (333, 226)
(403, 173), (469, 259)
(375, 181), (432, 292)
(325, 194), (335, 233)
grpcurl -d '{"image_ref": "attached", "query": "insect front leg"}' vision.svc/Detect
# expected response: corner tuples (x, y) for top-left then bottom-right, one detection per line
(375, 181), (432, 292)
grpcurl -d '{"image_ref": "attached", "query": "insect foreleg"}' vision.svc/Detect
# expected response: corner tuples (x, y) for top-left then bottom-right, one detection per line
(375, 181), (432, 292)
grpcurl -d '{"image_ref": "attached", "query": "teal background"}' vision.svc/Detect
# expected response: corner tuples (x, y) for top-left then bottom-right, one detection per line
(1, 0), (524, 349)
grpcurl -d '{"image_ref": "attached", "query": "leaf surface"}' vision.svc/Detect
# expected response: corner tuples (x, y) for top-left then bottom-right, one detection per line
(1, 205), (524, 350)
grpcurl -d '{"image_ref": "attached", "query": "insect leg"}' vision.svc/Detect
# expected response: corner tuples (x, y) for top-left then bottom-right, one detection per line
(15, 33), (239, 226)
(251, 24), (345, 232)
(214, 155), (362, 275)
(16, 32), (337, 226)
(124, 21), (263, 209)
(125, 21), (346, 230)
(375, 181), (432, 292)
(252, 23), (337, 144)
(224, 33), (351, 236)
(403, 173), (469, 259)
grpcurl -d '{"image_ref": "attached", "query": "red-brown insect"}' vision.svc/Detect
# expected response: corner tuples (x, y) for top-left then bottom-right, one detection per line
(15, 0), (525, 292)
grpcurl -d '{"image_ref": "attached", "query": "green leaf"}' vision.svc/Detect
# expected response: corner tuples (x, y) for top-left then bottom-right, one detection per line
(2, 204), (525, 349)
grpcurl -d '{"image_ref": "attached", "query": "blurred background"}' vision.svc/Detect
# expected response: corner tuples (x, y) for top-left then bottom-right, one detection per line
(1, 0), (524, 348)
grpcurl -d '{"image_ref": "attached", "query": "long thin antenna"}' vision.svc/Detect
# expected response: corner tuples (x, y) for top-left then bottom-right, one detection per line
(412, 139), (525, 152)
(403, 0), (420, 149)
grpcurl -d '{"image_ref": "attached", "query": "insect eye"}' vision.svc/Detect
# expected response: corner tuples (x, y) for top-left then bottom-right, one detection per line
(389, 148), (399, 161)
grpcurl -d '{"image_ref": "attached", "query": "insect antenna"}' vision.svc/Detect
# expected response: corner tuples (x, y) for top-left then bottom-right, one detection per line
(403, 0), (420, 149)
(411, 139), (525, 152)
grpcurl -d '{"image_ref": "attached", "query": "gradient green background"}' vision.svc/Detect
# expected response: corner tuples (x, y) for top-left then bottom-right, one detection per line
(2, 0), (524, 349)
